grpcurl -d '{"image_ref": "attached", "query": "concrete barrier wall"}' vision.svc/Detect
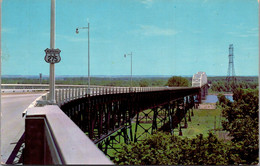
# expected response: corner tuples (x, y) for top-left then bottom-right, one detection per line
(24, 105), (113, 165)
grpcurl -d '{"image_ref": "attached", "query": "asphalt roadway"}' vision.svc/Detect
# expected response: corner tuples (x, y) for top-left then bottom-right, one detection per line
(1, 93), (44, 163)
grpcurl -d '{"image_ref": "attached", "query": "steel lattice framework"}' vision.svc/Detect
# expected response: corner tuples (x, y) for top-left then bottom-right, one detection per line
(60, 87), (200, 159)
(226, 44), (237, 87)
(192, 72), (209, 100)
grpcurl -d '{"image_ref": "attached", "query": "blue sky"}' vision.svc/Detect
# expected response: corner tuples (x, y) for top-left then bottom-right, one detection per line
(1, 0), (259, 76)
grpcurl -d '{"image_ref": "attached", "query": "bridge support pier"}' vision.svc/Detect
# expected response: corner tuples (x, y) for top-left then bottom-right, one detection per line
(151, 108), (158, 134)
(179, 123), (183, 136)
(188, 109), (191, 122)
(183, 97), (188, 128)
(168, 104), (174, 135)
(184, 115), (188, 128)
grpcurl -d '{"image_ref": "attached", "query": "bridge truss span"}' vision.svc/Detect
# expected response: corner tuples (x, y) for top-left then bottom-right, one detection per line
(60, 87), (200, 158)
(192, 71), (209, 101)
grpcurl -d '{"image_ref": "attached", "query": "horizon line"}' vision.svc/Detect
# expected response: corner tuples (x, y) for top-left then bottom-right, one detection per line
(1, 74), (258, 77)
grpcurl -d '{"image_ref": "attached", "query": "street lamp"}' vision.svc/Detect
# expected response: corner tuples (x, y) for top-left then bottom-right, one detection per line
(0, 3), (2, 159)
(76, 23), (90, 95)
(124, 52), (132, 91)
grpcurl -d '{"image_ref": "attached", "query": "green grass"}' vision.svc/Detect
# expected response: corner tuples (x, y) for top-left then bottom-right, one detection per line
(102, 108), (225, 157)
(176, 108), (224, 138)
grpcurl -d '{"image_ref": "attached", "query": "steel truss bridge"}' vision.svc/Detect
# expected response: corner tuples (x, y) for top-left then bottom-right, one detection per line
(20, 72), (209, 164)
(59, 86), (204, 159)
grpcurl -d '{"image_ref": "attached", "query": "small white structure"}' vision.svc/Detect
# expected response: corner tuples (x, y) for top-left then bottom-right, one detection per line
(192, 72), (207, 87)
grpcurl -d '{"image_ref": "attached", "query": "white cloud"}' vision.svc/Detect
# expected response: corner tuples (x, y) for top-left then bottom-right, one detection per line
(244, 46), (258, 50)
(227, 27), (258, 38)
(246, 28), (258, 36)
(137, 25), (178, 36)
(237, 34), (250, 38)
(141, 0), (153, 4)
(140, 0), (154, 8)
(57, 34), (88, 42)
(250, 27), (258, 31)
(56, 34), (111, 43)
(2, 27), (15, 33)
(192, 30), (202, 34)
(227, 31), (236, 35)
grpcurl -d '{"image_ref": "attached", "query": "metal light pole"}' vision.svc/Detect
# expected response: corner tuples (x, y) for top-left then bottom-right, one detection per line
(0, 0), (2, 163)
(76, 23), (90, 95)
(124, 52), (133, 91)
(49, 0), (56, 103)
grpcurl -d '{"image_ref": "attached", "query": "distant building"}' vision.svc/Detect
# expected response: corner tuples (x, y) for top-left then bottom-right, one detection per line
(192, 72), (207, 87)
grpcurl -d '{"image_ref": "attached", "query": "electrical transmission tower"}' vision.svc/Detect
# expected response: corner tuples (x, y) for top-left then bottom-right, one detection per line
(226, 44), (236, 89)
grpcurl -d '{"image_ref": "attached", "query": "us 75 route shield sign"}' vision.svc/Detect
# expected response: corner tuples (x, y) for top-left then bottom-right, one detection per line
(44, 48), (61, 64)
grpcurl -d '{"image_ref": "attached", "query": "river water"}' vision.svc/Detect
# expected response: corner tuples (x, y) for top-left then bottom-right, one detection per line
(204, 95), (234, 103)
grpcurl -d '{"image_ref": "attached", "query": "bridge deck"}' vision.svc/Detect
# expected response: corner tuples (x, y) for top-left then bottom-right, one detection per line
(60, 87), (200, 142)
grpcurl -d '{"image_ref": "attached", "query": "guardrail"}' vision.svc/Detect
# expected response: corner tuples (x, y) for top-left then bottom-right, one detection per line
(24, 105), (113, 165)
(1, 84), (104, 90)
(53, 86), (193, 106)
(6, 84), (192, 107)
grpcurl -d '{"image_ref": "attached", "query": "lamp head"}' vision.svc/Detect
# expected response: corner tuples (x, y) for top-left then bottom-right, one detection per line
(76, 28), (79, 34)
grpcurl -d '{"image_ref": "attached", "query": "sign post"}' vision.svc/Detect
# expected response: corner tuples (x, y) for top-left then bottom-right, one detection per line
(49, 0), (56, 104)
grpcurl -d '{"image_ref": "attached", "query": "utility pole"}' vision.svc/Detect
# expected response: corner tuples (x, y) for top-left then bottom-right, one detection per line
(87, 23), (90, 95)
(49, 0), (55, 103)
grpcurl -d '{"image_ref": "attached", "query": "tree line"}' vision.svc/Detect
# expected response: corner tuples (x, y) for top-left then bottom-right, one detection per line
(210, 80), (258, 92)
(1, 76), (191, 87)
(208, 76), (258, 92)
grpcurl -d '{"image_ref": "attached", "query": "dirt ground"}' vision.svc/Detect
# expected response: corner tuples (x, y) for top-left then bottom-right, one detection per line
(198, 103), (216, 109)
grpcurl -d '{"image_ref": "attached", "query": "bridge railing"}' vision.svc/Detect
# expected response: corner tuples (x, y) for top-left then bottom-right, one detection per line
(1, 84), (105, 89)
(52, 86), (192, 106)
(5, 83), (198, 114)
(24, 105), (113, 165)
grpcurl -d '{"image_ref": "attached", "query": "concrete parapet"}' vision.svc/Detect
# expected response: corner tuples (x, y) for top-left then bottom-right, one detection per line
(24, 105), (113, 165)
